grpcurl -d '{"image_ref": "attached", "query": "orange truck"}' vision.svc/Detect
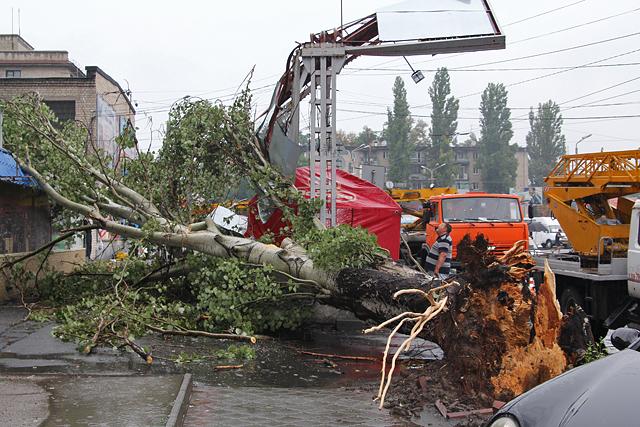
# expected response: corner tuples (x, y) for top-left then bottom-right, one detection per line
(423, 192), (529, 261)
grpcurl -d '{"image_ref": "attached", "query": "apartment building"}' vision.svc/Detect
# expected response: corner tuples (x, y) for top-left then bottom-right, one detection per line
(0, 34), (136, 258)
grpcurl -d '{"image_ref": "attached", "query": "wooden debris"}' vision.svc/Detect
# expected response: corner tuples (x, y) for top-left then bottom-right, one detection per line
(447, 408), (494, 419)
(214, 364), (243, 370)
(492, 400), (506, 411)
(434, 400), (494, 420)
(298, 350), (377, 362)
(417, 375), (429, 393)
(435, 399), (448, 418)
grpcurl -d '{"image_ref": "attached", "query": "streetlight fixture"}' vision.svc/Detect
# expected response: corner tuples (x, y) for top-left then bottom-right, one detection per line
(575, 134), (592, 154)
(403, 56), (425, 84)
(349, 143), (367, 160)
(420, 163), (447, 186)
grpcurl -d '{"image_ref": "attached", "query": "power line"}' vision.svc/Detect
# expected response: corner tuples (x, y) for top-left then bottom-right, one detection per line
(410, 46), (640, 111)
(453, 31), (640, 70)
(510, 5), (640, 45)
(133, 83), (276, 115)
(559, 76), (640, 105)
(343, 62), (640, 75)
(338, 98), (640, 111)
(337, 108), (640, 121)
(565, 88), (640, 108)
(502, 0), (586, 26)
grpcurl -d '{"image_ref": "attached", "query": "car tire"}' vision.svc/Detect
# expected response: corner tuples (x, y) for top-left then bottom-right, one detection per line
(545, 239), (553, 249)
(560, 286), (585, 314)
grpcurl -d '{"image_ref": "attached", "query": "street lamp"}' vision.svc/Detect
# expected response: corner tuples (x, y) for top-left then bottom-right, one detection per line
(574, 134), (592, 154)
(420, 163), (447, 186)
(349, 143), (367, 160)
(345, 143), (367, 174)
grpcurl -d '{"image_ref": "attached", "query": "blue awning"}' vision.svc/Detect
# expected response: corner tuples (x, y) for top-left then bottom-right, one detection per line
(0, 148), (37, 187)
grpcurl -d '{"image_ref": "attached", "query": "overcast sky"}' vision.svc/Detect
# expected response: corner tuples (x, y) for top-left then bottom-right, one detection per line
(4, 0), (640, 154)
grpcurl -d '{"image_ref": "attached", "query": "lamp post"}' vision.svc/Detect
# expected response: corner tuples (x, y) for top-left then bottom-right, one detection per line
(346, 143), (367, 175)
(421, 163), (447, 186)
(574, 134), (592, 154)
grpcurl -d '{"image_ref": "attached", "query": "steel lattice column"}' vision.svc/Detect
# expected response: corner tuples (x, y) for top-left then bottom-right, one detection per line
(301, 44), (345, 226)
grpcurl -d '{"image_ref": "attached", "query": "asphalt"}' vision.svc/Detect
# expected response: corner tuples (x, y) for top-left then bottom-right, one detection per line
(0, 304), (460, 426)
(0, 305), (187, 426)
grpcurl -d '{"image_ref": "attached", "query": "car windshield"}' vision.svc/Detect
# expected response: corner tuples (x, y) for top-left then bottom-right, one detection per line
(442, 197), (521, 222)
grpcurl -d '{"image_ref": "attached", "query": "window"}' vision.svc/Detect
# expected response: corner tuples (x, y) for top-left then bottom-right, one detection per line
(442, 196), (522, 222)
(473, 166), (480, 175)
(5, 70), (21, 78)
(472, 183), (479, 190)
(44, 101), (76, 122)
(382, 151), (387, 159)
(473, 151), (479, 160)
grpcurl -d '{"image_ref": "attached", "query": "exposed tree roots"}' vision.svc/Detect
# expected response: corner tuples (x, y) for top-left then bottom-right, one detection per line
(335, 236), (593, 401)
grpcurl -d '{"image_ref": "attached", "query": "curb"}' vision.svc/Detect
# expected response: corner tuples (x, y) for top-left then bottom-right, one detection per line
(165, 373), (193, 427)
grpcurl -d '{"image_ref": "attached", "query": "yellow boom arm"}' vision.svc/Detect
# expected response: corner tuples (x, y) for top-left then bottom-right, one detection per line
(544, 150), (640, 256)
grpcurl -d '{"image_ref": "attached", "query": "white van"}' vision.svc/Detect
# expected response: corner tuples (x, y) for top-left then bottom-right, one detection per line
(527, 217), (568, 249)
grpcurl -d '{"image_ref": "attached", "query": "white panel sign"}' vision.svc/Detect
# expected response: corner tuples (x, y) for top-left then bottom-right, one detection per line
(377, 0), (497, 42)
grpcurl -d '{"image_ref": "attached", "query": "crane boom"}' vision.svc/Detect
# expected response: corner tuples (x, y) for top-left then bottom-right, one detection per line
(544, 150), (640, 256)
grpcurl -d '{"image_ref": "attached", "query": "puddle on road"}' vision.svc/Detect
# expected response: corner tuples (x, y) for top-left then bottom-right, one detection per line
(39, 375), (181, 427)
(1, 308), (443, 391)
(139, 320), (443, 389)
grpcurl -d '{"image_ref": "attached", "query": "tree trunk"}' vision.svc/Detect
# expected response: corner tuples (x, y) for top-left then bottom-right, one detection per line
(328, 236), (588, 399)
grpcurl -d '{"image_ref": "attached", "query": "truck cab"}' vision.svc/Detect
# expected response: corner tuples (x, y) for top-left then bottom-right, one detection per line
(626, 199), (640, 301)
(424, 193), (529, 260)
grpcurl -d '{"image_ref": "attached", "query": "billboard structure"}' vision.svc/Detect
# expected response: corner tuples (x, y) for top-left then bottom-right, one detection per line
(261, 0), (505, 226)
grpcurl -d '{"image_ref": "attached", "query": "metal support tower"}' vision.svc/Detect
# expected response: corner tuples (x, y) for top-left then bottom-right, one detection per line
(299, 44), (345, 226)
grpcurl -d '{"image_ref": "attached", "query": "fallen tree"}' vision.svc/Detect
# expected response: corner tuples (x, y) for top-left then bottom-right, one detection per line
(0, 93), (591, 400)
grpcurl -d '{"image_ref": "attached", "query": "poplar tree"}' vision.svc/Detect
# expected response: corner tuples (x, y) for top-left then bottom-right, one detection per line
(385, 77), (413, 184)
(428, 68), (458, 186)
(526, 100), (566, 186)
(478, 83), (516, 193)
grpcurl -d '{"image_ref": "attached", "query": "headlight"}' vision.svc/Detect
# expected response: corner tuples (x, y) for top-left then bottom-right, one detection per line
(489, 415), (520, 427)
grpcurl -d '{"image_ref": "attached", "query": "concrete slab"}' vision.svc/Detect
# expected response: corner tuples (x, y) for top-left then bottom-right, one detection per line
(0, 358), (70, 368)
(43, 375), (184, 426)
(0, 376), (49, 427)
(3, 324), (76, 356)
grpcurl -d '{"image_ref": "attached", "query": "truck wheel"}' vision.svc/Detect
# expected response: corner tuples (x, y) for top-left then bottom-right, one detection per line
(545, 239), (553, 249)
(560, 287), (584, 314)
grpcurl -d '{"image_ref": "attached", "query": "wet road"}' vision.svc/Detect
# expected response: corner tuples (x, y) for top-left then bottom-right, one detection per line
(0, 304), (458, 426)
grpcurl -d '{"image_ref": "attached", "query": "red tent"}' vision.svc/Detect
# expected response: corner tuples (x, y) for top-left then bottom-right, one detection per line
(246, 167), (402, 259)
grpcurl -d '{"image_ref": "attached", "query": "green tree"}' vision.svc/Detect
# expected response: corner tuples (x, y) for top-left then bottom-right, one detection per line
(385, 76), (413, 184)
(336, 130), (357, 148)
(478, 83), (516, 193)
(356, 125), (378, 147)
(410, 119), (428, 147)
(526, 100), (566, 185)
(428, 68), (459, 186)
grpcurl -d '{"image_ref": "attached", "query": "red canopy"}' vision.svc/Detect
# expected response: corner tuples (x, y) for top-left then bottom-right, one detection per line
(246, 167), (401, 259)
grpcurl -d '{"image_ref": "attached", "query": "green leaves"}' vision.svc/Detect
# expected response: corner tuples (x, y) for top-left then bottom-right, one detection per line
(478, 83), (516, 194)
(386, 76), (414, 184)
(297, 225), (387, 272)
(526, 100), (566, 186)
(427, 68), (459, 186)
(187, 255), (310, 335)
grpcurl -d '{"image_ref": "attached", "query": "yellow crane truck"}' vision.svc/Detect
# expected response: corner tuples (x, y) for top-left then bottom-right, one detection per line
(531, 150), (640, 335)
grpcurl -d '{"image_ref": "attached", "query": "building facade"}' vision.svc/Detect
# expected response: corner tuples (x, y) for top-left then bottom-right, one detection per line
(342, 139), (529, 193)
(0, 34), (136, 259)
